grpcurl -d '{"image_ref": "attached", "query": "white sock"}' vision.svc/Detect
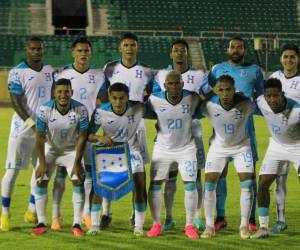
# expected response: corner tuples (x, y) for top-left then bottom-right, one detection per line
(184, 187), (197, 226)
(28, 170), (36, 213)
(259, 216), (269, 229)
(134, 202), (146, 230)
(35, 186), (48, 224)
(72, 186), (84, 225)
(275, 175), (287, 222)
(149, 184), (162, 225)
(102, 198), (111, 216)
(91, 203), (101, 227)
(164, 178), (176, 221)
(52, 173), (66, 218)
(240, 188), (252, 228)
(83, 173), (92, 217)
(195, 177), (203, 219)
(204, 189), (216, 228)
(1, 169), (20, 215)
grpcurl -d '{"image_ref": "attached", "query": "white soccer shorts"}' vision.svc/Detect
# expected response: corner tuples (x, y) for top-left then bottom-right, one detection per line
(5, 114), (36, 169)
(259, 138), (300, 175)
(150, 142), (197, 182)
(205, 142), (254, 174)
(130, 150), (145, 174)
(36, 144), (81, 181)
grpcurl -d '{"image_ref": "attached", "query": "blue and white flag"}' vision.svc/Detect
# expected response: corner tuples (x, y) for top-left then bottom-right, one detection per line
(90, 142), (133, 201)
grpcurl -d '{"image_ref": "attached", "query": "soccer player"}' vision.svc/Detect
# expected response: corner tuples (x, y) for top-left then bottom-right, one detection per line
(31, 78), (88, 236)
(52, 37), (107, 230)
(146, 71), (201, 239)
(208, 37), (264, 231)
(251, 78), (300, 239)
(1, 37), (55, 231)
(268, 44), (300, 233)
(87, 83), (147, 236)
(102, 32), (153, 228)
(201, 75), (254, 239)
(152, 39), (212, 231)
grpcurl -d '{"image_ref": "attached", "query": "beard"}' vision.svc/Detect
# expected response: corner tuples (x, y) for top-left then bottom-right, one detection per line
(229, 53), (244, 64)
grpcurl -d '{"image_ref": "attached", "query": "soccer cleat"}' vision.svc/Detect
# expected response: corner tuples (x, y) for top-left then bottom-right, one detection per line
(31, 223), (47, 235)
(250, 227), (269, 239)
(72, 224), (85, 237)
(271, 221), (288, 234)
(81, 215), (92, 229)
(185, 225), (199, 239)
(163, 219), (176, 232)
(214, 217), (227, 232)
(0, 214), (9, 232)
(87, 226), (100, 236)
(146, 224), (162, 237)
(51, 216), (63, 230)
(193, 217), (205, 231)
(24, 210), (38, 224)
(240, 227), (251, 239)
(201, 226), (216, 239)
(248, 223), (257, 232)
(133, 227), (144, 237)
(100, 214), (112, 230)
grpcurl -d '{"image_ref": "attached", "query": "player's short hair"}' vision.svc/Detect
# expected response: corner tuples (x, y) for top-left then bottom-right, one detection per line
(216, 75), (235, 86)
(55, 78), (72, 87)
(228, 37), (245, 48)
(119, 32), (138, 43)
(264, 78), (282, 92)
(26, 37), (43, 46)
(280, 44), (299, 56)
(109, 83), (129, 95)
(71, 37), (92, 49)
(171, 39), (189, 50)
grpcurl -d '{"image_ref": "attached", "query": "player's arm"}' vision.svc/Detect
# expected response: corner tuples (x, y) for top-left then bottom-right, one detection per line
(254, 68), (265, 99)
(71, 129), (88, 182)
(35, 107), (48, 182)
(96, 75), (110, 105)
(87, 109), (113, 144)
(10, 93), (35, 127)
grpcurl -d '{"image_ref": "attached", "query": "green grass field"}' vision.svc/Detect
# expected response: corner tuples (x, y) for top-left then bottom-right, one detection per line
(0, 108), (299, 250)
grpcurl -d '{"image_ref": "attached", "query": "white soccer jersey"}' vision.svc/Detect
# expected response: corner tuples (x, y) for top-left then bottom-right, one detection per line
(146, 90), (200, 150)
(89, 101), (143, 151)
(153, 65), (211, 95)
(270, 70), (300, 102)
(256, 95), (300, 147)
(201, 94), (254, 148)
(104, 60), (153, 102)
(8, 62), (54, 118)
(36, 99), (89, 152)
(56, 65), (107, 119)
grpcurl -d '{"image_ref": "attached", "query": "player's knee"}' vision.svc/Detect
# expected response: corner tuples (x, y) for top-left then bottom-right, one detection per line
(55, 167), (67, 179)
(72, 180), (83, 187)
(184, 182), (196, 191)
(92, 194), (102, 204)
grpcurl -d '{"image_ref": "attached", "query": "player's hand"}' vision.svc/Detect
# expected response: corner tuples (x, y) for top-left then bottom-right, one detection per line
(35, 165), (47, 184)
(97, 136), (113, 145)
(71, 163), (85, 184)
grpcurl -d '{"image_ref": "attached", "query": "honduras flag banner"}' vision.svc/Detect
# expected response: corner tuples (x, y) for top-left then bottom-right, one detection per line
(90, 142), (133, 201)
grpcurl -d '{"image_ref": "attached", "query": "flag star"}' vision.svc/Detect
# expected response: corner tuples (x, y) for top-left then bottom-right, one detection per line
(111, 161), (115, 165)
(118, 157), (122, 161)
(102, 159), (106, 163)
(119, 164), (123, 167)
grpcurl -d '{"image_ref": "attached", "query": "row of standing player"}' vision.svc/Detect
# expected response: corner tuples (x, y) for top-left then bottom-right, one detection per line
(0, 33), (299, 238)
